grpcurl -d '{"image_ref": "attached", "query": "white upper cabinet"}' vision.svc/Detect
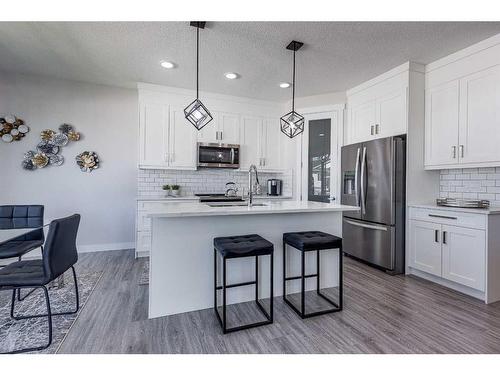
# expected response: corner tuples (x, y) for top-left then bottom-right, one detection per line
(139, 103), (169, 168)
(458, 65), (500, 165)
(261, 118), (282, 171)
(424, 36), (500, 169)
(240, 116), (262, 169)
(424, 80), (460, 167)
(197, 111), (240, 144)
(346, 64), (411, 145)
(168, 108), (197, 169)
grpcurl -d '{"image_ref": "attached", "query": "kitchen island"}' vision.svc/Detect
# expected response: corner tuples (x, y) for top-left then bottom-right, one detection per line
(147, 200), (359, 318)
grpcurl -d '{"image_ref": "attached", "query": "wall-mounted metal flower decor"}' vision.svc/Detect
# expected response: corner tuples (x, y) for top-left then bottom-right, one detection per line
(1, 115), (30, 143)
(75, 151), (100, 173)
(22, 123), (81, 171)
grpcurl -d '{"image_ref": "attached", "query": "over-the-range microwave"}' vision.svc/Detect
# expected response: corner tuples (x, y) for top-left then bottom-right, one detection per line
(197, 142), (240, 169)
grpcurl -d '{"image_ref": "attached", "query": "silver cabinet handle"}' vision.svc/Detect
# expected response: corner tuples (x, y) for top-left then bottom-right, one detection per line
(360, 147), (367, 215)
(354, 148), (360, 207)
(375, 124), (379, 134)
(443, 231), (447, 244)
(220, 131), (223, 140)
(370, 125), (374, 136)
(435, 229), (439, 243)
(460, 145), (464, 158)
(452, 146), (457, 159)
(429, 214), (457, 220)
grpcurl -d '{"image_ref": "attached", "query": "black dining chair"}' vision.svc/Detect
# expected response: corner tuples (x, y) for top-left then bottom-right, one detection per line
(0, 214), (81, 354)
(0, 205), (45, 301)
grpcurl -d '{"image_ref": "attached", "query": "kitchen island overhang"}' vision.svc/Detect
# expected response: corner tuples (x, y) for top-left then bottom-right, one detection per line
(147, 201), (359, 319)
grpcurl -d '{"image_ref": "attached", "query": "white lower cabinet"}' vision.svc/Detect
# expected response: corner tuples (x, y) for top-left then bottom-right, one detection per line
(407, 206), (499, 303)
(409, 220), (442, 276)
(441, 225), (485, 291)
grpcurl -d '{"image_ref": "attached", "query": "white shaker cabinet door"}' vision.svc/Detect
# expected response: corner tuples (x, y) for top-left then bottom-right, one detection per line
(459, 65), (500, 165)
(376, 87), (407, 138)
(218, 112), (241, 144)
(240, 116), (262, 169)
(409, 220), (442, 277)
(349, 100), (376, 144)
(168, 109), (197, 169)
(442, 225), (486, 291)
(261, 118), (282, 170)
(139, 103), (169, 168)
(425, 80), (460, 167)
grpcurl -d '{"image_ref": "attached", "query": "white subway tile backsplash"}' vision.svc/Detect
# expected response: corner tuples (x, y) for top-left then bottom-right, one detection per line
(137, 168), (294, 199)
(440, 168), (500, 206)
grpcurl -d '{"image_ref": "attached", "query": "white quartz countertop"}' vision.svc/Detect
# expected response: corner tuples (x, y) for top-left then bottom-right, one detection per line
(137, 195), (293, 202)
(409, 203), (500, 215)
(147, 200), (359, 218)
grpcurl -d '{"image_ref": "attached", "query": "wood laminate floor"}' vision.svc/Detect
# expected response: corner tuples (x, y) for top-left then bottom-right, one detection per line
(2, 249), (500, 354)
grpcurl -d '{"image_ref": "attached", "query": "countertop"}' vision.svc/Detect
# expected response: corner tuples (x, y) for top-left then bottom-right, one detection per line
(409, 203), (500, 215)
(137, 195), (293, 202)
(147, 200), (359, 218)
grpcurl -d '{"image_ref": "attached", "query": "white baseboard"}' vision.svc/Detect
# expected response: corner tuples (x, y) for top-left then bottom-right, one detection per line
(77, 242), (135, 253)
(135, 250), (150, 258)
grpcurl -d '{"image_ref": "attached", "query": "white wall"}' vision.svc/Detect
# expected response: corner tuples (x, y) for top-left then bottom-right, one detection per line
(0, 72), (138, 252)
(292, 91), (346, 109)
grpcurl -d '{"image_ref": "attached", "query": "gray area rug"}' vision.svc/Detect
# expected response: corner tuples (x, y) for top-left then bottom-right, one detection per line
(138, 260), (149, 285)
(0, 270), (102, 354)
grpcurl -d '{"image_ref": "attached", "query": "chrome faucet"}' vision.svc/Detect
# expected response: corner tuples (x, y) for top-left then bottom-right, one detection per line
(248, 164), (260, 207)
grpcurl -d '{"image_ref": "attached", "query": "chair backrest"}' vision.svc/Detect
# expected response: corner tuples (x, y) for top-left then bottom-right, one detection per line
(0, 205), (44, 241)
(43, 214), (80, 280)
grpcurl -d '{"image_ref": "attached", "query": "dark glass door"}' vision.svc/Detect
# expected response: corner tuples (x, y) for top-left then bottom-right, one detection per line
(308, 119), (331, 203)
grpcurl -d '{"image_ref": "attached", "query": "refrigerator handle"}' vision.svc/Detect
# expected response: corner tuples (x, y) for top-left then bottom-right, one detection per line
(360, 146), (367, 215)
(354, 147), (361, 207)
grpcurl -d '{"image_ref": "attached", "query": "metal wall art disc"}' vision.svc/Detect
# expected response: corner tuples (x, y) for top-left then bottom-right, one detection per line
(36, 140), (59, 155)
(21, 158), (36, 171)
(32, 153), (49, 168)
(48, 154), (64, 166)
(52, 133), (69, 146)
(59, 124), (73, 134)
(1, 115), (30, 142)
(76, 151), (99, 173)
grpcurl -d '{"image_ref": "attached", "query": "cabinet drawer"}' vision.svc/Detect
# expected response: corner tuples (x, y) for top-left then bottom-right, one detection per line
(409, 207), (486, 230)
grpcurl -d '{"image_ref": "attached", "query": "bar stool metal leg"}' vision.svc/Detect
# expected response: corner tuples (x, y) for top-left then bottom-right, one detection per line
(222, 256), (227, 333)
(301, 249), (305, 317)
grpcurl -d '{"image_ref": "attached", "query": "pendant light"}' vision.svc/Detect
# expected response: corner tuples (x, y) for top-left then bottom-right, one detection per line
(184, 21), (213, 130)
(280, 40), (304, 139)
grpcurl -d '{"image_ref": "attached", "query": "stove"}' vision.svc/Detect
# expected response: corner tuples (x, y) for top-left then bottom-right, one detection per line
(195, 193), (244, 203)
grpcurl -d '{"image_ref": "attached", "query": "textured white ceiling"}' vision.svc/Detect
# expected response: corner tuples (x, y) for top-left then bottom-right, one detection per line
(1, 22), (499, 101)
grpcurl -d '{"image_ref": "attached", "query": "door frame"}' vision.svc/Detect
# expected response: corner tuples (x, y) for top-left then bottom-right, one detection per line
(295, 104), (345, 202)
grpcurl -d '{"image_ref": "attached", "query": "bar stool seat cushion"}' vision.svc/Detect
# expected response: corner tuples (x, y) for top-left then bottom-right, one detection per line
(283, 231), (342, 251)
(214, 234), (273, 258)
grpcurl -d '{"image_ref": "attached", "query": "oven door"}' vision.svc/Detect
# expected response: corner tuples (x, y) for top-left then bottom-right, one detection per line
(197, 143), (239, 168)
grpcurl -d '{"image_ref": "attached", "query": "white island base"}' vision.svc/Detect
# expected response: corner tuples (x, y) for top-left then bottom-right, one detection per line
(148, 201), (358, 319)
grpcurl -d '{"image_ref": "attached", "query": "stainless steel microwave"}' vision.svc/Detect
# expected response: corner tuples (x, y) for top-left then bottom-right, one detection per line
(197, 143), (240, 169)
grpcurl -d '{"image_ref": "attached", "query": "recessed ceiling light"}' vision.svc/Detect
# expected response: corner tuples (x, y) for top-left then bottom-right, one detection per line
(160, 61), (175, 69)
(279, 82), (291, 88)
(224, 72), (239, 80)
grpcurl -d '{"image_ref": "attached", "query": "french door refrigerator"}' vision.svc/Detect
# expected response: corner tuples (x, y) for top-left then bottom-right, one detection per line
(341, 135), (406, 274)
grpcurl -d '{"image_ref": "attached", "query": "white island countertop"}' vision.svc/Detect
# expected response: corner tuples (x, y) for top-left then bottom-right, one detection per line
(147, 200), (359, 218)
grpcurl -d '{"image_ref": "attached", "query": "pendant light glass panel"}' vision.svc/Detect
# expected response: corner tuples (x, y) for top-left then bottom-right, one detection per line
(280, 110), (305, 138)
(184, 98), (213, 130)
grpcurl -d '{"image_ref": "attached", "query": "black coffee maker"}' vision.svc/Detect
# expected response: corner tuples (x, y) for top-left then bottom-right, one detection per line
(266, 179), (282, 196)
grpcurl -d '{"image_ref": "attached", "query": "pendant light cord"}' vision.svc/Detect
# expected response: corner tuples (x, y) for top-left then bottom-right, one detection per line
(292, 46), (296, 112)
(196, 25), (199, 100)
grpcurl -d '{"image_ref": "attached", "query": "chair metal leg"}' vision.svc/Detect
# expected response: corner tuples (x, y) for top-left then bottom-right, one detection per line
(270, 252), (274, 322)
(11, 266), (80, 320)
(282, 240), (286, 302)
(1, 286), (52, 354)
(222, 257), (227, 333)
(301, 249), (305, 317)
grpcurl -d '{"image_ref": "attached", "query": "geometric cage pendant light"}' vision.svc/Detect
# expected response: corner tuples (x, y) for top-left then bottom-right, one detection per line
(184, 21), (214, 130)
(280, 40), (305, 139)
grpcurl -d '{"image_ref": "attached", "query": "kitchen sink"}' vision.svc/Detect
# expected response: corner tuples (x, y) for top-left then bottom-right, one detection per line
(206, 203), (267, 207)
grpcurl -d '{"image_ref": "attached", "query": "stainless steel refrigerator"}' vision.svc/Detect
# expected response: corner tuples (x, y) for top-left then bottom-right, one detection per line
(341, 135), (406, 274)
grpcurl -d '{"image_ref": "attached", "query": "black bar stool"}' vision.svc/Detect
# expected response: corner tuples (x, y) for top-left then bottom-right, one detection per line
(214, 234), (273, 334)
(283, 231), (343, 319)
